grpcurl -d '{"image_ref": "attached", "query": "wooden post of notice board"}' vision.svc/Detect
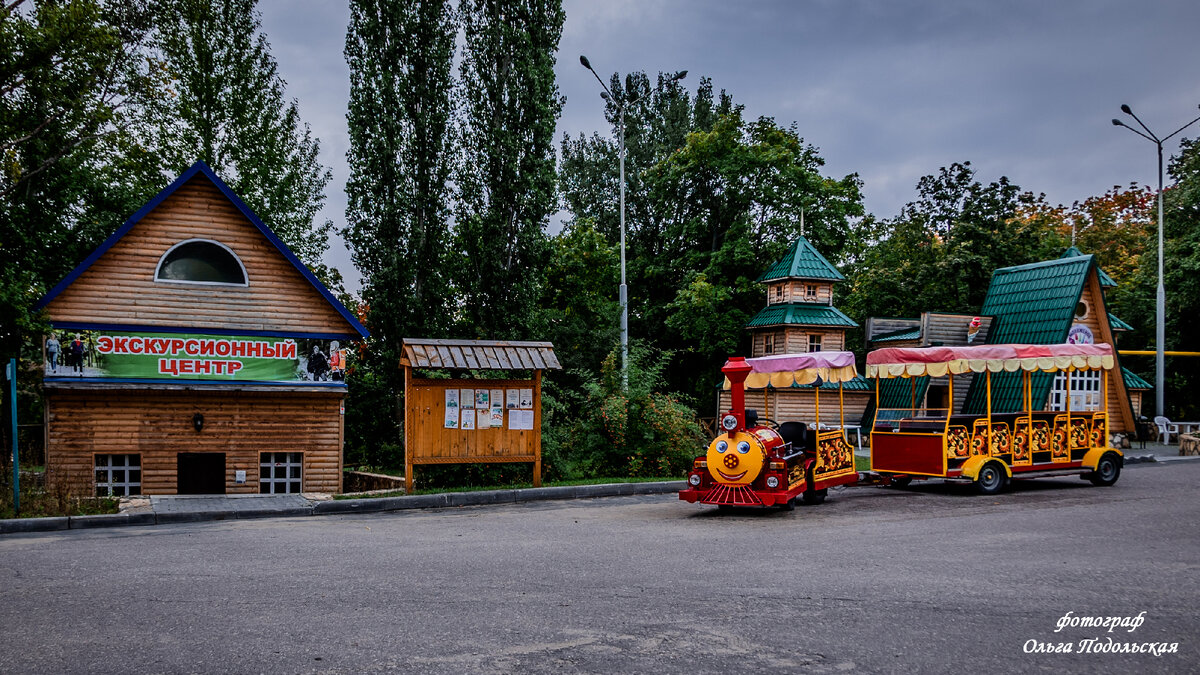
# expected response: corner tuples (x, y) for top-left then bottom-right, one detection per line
(401, 339), (561, 494)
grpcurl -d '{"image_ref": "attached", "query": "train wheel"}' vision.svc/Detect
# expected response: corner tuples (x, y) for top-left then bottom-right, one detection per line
(973, 461), (1007, 495)
(802, 488), (827, 505)
(778, 497), (796, 511)
(889, 475), (912, 488)
(1086, 453), (1122, 487)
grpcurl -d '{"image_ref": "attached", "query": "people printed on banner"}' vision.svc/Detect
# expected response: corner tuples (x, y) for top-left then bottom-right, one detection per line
(306, 344), (330, 381)
(70, 334), (86, 374)
(45, 334), (61, 373)
(329, 341), (346, 381)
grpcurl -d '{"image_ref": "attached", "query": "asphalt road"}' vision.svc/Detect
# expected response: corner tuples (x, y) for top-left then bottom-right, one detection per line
(1, 462), (1197, 674)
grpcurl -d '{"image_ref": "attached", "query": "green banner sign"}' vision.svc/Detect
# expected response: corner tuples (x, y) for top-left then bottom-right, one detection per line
(43, 330), (349, 384)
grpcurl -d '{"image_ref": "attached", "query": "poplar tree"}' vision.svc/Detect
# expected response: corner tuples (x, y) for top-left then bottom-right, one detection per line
(143, 0), (331, 266)
(454, 0), (564, 339)
(344, 0), (456, 350)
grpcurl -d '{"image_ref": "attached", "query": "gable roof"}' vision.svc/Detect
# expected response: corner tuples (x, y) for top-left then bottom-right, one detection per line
(746, 302), (859, 329)
(36, 161), (367, 338)
(870, 326), (922, 343)
(1060, 246), (1117, 287)
(756, 237), (845, 283)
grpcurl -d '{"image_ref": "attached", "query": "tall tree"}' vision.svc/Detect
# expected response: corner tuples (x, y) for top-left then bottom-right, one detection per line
(343, 0), (457, 465)
(1, 0), (158, 356)
(344, 0), (455, 349)
(143, 0), (331, 265)
(453, 0), (564, 339)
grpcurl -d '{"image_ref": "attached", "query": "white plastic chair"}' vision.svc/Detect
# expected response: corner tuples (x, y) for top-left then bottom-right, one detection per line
(1154, 416), (1177, 444)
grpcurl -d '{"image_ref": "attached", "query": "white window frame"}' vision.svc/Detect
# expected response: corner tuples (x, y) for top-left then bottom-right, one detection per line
(95, 454), (141, 497)
(154, 238), (249, 287)
(1048, 370), (1102, 411)
(763, 333), (775, 355)
(805, 284), (818, 299)
(808, 333), (823, 353)
(260, 452), (303, 494)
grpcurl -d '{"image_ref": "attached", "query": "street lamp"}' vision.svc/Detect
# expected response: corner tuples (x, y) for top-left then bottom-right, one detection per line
(1112, 103), (1200, 418)
(580, 55), (686, 390)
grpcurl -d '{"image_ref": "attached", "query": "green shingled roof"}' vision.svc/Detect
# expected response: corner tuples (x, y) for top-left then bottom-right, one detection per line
(1060, 246), (1117, 287)
(1109, 313), (1133, 331)
(757, 237), (845, 282)
(963, 255), (1094, 414)
(1123, 367), (1152, 390)
(871, 326), (922, 343)
(746, 302), (859, 328)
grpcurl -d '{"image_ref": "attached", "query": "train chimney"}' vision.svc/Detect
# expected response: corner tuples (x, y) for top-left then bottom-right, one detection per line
(722, 357), (753, 431)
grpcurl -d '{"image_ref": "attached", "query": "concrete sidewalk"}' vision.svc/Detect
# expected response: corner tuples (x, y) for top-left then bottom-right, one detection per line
(0, 481), (686, 534)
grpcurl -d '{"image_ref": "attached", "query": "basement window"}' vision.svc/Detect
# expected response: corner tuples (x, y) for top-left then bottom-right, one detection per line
(95, 454), (141, 497)
(260, 452), (303, 494)
(155, 239), (248, 286)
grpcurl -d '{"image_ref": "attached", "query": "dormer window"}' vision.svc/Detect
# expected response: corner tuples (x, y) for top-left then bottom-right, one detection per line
(773, 285), (784, 302)
(155, 239), (247, 286)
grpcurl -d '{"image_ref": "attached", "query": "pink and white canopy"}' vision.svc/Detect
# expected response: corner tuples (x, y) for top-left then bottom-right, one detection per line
(723, 351), (859, 389)
(866, 343), (1115, 379)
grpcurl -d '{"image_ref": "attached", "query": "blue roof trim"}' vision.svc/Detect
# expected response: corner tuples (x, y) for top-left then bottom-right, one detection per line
(48, 321), (361, 341)
(35, 161), (369, 339)
(44, 377), (347, 388)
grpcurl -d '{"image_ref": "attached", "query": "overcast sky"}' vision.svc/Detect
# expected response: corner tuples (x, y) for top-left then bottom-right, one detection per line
(259, 0), (1200, 292)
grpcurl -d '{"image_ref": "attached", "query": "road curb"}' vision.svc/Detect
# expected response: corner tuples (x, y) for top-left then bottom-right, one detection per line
(0, 481), (679, 534)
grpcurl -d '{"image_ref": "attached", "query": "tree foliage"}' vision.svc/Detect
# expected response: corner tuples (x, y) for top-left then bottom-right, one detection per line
(453, 0), (564, 339)
(143, 0), (331, 266)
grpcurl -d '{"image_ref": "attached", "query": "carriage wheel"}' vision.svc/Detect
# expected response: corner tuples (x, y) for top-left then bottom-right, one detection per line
(1086, 453), (1121, 487)
(802, 488), (828, 505)
(973, 461), (1007, 495)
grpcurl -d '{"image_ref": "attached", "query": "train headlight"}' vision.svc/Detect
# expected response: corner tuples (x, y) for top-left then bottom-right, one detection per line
(766, 476), (780, 489)
(721, 414), (738, 431)
(688, 474), (702, 486)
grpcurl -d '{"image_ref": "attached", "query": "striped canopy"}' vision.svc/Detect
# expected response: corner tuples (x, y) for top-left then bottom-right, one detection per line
(723, 351), (859, 389)
(866, 343), (1115, 379)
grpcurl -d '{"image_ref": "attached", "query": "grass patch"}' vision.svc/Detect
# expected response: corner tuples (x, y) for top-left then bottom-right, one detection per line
(334, 475), (681, 500)
(855, 454), (872, 472)
(0, 489), (119, 519)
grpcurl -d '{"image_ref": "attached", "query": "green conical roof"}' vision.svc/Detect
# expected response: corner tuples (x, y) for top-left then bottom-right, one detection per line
(756, 237), (845, 283)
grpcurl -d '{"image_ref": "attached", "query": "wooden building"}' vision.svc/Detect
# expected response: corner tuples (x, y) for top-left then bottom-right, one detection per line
(36, 161), (368, 496)
(865, 248), (1145, 438)
(718, 237), (873, 429)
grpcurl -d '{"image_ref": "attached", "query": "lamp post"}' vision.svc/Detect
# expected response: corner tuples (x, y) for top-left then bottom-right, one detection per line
(580, 55), (685, 389)
(1112, 103), (1200, 418)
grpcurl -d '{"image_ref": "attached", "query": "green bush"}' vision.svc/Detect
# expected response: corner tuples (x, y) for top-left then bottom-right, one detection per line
(566, 345), (705, 478)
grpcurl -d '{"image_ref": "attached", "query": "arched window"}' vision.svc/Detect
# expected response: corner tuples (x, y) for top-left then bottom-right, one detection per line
(155, 239), (248, 286)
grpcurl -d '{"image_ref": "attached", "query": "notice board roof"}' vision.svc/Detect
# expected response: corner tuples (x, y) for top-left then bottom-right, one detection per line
(401, 339), (561, 371)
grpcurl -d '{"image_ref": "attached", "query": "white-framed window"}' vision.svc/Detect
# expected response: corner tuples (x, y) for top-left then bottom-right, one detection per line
(763, 333), (775, 355)
(805, 284), (818, 299)
(155, 239), (248, 286)
(1048, 370), (1102, 411)
(773, 285), (784, 302)
(260, 452), (303, 494)
(808, 333), (823, 352)
(95, 454), (141, 497)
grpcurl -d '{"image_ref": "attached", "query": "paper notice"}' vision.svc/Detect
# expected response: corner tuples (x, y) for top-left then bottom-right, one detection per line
(519, 388), (533, 409)
(445, 389), (459, 409)
(508, 409), (534, 430)
(490, 389), (503, 410)
(475, 389), (489, 408)
(477, 409), (491, 429)
(506, 389), (519, 409)
(490, 408), (504, 427)
(444, 404), (458, 428)
(460, 389), (475, 408)
(461, 407), (475, 429)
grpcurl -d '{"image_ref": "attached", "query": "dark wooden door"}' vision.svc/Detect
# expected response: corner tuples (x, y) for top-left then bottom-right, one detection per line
(177, 453), (226, 494)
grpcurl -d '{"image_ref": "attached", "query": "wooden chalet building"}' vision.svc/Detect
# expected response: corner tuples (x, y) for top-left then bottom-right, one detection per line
(865, 248), (1147, 439)
(718, 237), (872, 428)
(36, 161), (368, 496)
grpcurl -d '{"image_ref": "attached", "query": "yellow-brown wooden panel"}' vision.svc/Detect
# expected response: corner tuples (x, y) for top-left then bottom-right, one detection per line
(45, 388), (343, 495)
(43, 177), (356, 335)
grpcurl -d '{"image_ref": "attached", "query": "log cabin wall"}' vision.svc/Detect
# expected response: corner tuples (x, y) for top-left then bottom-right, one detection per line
(719, 389), (872, 429)
(43, 176), (352, 335)
(45, 388), (343, 495)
